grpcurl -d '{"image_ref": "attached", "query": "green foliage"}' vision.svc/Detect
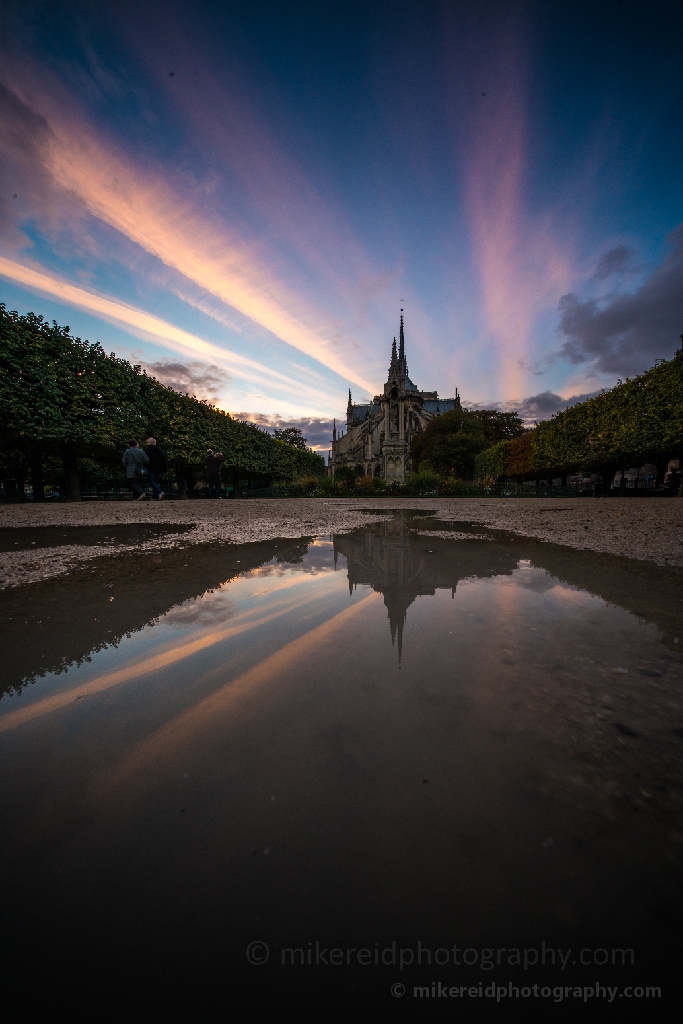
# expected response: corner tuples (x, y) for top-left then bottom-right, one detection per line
(468, 409), (525, 442)
(411, 408), (489, 477)
(333, 465), (358, 484)
(473, 356), (683, 481)
(273, 426), (309, 450)
(474, 440), (506, 481)
(402, 470), (441, 495)
(504, 432), (535, 479)
(0, 304), (324, 496)
(531, 357), (683, 472)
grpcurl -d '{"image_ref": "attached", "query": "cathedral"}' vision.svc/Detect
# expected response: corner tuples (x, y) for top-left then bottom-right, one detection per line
(329, 316), (461, 481)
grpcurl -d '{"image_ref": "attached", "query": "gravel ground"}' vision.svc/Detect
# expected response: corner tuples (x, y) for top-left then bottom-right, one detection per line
(0, 496), (681, 589)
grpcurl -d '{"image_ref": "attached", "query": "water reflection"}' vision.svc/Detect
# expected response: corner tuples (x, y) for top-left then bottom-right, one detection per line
(0, 537), (312, 698)
(1, 515), (682, 1011)
(335, 514), (518, 656)
(338, 513), (683, 656)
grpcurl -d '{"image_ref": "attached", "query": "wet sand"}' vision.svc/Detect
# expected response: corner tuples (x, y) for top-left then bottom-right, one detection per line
(0, 496), (681, 589)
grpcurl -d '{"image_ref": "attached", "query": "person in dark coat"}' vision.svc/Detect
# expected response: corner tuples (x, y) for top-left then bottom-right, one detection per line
(145, 438), (169, 500)
(664, 467), (681, 497)
(122, 440), (149, 500)
(205, 449), (225, 498)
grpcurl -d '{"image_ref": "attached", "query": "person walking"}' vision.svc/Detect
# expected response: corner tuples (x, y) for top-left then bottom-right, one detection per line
(145, 438), (169, 500)
(205, 449), (225, 498)
(664, 466), (681, 497)
(122, 439), (149, 500)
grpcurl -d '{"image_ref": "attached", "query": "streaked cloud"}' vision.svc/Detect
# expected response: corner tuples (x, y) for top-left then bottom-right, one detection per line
(2, 1), (680, 418)
(455, 24), (574, 400)
(0, 256), (330, 405)
(0, 69), (377, 394)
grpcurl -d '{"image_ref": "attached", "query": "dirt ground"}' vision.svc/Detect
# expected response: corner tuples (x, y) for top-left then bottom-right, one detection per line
(0, 496), (681, 589)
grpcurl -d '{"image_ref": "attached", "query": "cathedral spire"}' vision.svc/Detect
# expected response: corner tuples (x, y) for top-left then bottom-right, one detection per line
(398, 310), (409, 381)
(333, 418), (337, 441)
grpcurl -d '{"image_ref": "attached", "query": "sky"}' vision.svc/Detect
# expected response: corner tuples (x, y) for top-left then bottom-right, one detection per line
(1, 0), (683, 450)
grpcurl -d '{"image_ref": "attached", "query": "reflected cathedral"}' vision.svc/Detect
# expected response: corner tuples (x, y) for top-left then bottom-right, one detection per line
(333, 514), (519, 659)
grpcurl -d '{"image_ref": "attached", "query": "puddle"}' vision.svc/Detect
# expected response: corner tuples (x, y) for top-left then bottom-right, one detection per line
(1, 513), (682, 1008)
(0, 522), (192, 551)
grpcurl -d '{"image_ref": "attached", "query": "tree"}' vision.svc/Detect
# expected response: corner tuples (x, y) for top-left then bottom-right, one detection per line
(273, 426), (309, 450)
(468, 409), (525, 442)
(333, 465), (357, 483)
(473, 351), (683, 483)
(411, 409), (489, 478)
(0, 304), (324, 499)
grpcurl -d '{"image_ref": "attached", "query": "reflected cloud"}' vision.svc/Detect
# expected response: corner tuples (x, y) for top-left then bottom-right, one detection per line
(163, 588), (237, 628)
(103, 592), (379, 792)
(0, 574), (343, 732)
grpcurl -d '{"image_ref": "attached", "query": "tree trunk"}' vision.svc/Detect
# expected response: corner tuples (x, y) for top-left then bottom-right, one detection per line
(230, 468), (240, 498)
(2, 460), (18, 501)
(185, 465), (198, 498)
(175, 459), (188, 498)
(15, 457), (27, 503)
(30, 452), (44, 503)
(61, 447), (81, 501)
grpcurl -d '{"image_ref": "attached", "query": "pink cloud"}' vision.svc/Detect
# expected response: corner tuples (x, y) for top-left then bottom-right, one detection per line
(1, 60), (380, 394)
(445, 19), (575, 400)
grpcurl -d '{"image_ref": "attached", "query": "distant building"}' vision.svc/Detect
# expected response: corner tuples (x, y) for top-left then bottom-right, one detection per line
(329, 316), (460, 481)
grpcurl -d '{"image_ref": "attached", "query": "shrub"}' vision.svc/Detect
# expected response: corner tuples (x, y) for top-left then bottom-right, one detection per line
(403, 469), (441, 495)
(333, 465), (357, 484)
(297, 476), (320, 494)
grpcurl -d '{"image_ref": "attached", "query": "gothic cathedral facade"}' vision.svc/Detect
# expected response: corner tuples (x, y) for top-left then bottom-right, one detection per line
(329, 316), (461, 482)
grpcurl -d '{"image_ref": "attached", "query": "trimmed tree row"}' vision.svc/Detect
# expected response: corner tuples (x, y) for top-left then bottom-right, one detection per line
(0, 304), (324, 500)
(475, 355), (683, 486)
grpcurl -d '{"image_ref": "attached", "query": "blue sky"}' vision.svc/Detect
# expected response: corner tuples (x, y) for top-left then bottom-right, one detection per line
(2, 0), (682, 448)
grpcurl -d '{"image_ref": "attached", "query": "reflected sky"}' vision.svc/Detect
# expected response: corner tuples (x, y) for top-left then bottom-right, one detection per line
(1, 518), (682, 1006)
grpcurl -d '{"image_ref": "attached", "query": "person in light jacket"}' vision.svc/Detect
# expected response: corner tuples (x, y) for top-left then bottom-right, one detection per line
(122, 439), (149, 500)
